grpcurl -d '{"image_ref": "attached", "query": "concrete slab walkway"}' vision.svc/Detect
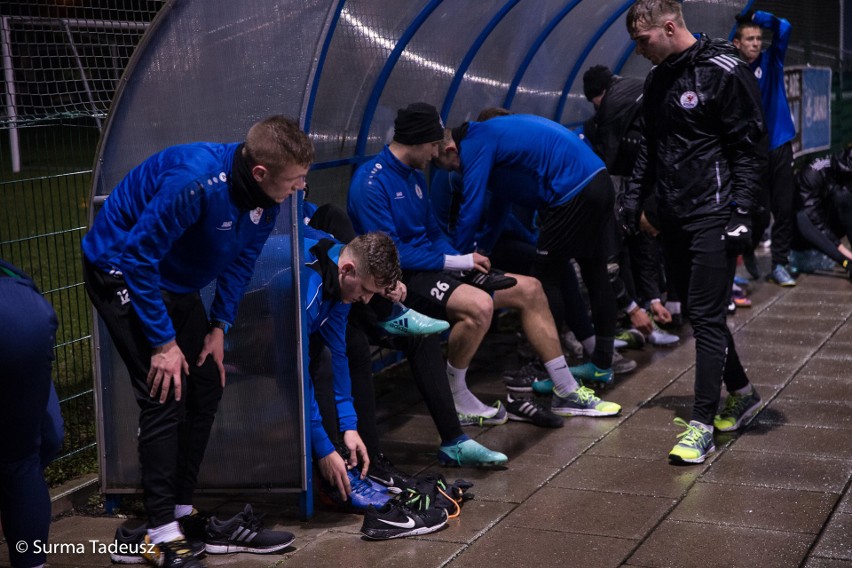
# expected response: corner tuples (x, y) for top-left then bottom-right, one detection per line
(4, 260), (851, 568)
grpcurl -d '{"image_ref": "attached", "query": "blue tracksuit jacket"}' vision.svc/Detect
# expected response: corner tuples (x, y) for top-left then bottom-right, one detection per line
(453, 115), (605, 253)
(82, 142), (278, 347)
(749, 11), (796, 150)
(348, 146), (458, 271)
(302, 235), (357, 458)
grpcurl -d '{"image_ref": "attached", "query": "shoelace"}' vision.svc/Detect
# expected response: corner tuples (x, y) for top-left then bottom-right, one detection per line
(402, 488), (432, 511)
(571, 385), (600, 405)
(445, 440), (465, 465)
(436, 485), (461, 519)
(721, 392), (752, 417)
(673, 417), (708, 447)
(404, 482), (461, 519)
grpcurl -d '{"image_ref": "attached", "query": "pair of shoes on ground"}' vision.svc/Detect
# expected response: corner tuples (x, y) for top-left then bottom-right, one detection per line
(361, 473), (472, 540)
(524, 355), (628, 394)
(668, 387), (763, 464)
(618, 325), (679, 348)
(110, 504), (294, 565)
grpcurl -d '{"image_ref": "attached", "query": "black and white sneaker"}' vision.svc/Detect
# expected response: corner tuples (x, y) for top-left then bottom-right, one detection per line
(456, 268), (517, 292)
(109, 524), (205, 565)
(502, 360), (548, 393)
(360, 487), (448, 540)
(505, 393), (564, 428)
(205, 504), (294, 554)
(367, 453), (413, 494)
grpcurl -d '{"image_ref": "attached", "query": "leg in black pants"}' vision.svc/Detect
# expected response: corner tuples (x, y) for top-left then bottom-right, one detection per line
(768, 142), (795, 267)
(84, 260), (223, 528)
(795, 211), (848, 264)
(347, 301), (464, 451)
(660, 217), (749, 426)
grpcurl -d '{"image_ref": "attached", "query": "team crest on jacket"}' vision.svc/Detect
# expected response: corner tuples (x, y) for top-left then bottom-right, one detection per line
(754, 67), (763, 80)
(414, 184), (423, 199)
(250, 207), (263, 224)
(679, 91), (698, 109)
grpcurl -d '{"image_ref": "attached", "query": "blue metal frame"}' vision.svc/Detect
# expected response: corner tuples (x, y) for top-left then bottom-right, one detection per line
(613, 41), (635, 75)
(503, 0), (582, 109)
(554, 0), (635, 122)
(440, 0), (521, 121)
(304, 0), (347, 134)
(354, 0), (444, 158)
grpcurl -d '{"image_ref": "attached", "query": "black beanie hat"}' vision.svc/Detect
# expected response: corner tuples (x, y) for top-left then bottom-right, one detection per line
(393, 102), (445, 145)
(583, 65), (614, 102)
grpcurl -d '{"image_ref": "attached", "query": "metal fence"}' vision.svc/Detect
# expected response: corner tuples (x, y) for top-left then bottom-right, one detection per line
(0, 1), (161, 484)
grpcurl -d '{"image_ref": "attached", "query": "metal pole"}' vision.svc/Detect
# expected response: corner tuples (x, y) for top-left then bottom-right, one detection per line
(1, 16), (21, 173)
(62, 20), (102, 129)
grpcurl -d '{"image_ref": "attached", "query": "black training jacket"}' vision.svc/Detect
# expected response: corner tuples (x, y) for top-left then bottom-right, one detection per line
(795, 148), (852, 246)
(586, 76), (645, 177)
(624, 35), (767, 222)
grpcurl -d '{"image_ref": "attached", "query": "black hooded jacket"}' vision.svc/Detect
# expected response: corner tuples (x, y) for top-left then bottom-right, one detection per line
(795, 147), (852, 245)
(584, 75), (645, 177)
(624, 35), (767, 223)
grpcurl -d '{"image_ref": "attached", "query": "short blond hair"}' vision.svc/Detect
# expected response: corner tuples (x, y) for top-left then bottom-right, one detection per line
(626, 0), (685, 34)
(243, 115), (314, 174)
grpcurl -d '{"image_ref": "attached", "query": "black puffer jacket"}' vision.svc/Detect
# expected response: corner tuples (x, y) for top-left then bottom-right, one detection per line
(624, 35), (767, 222)
(795, 147), (852, 245)
(585, 76), (645, 177)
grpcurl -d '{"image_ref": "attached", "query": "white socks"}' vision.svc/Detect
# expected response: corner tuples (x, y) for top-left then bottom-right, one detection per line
(147, 520), (183, 544)
(544, 356), (579, 394)
(581, 336), (596, 357)
(447, 362), (496, 417)
(174, 504), (193, 519)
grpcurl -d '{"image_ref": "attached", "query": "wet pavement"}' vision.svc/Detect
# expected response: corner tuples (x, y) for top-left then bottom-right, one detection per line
(4, 257), (852, 568)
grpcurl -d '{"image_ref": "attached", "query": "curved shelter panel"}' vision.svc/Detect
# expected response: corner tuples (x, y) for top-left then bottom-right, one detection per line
(93, 0), (332, 197)
(90, 0), (331, 496)
(558, 5), (643, 128)
(364, 0), (512, 155)
(442, 0), (571, 126)
(509, 1), (609, 118)
(306, 0), (429, 164)
(88, 0), (756, 503)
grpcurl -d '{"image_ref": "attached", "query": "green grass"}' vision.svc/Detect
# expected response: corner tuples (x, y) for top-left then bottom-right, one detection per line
(1, 120), (100, 486)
